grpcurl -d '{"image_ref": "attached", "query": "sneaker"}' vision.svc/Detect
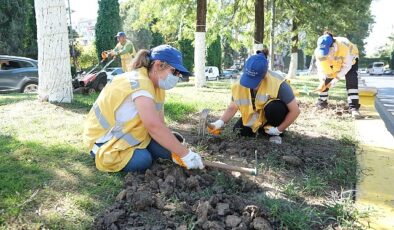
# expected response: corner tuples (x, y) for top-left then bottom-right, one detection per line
(316, 100), (328, 109)
(351, 109), (362, 119)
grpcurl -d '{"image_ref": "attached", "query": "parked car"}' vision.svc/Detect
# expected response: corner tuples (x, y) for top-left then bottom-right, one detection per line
(221, 70), (234, 79)
(0, 55), (38, 93)
(358, 68), (367, 74)
(383, 69), (393, 75)
(205, 66), (220, 81)
(367, 62), (384, 75)
(105, 67), (123, 83)
(223, 69), (240, 79)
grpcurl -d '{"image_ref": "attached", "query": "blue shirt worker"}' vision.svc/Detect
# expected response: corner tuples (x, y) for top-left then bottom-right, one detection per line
(315, 32), (361, 118)
(207, 53), (300, 142)
(84, 45), (204, 172)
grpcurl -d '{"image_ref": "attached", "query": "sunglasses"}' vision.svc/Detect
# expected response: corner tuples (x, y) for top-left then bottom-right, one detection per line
(169, 67), (181, 76)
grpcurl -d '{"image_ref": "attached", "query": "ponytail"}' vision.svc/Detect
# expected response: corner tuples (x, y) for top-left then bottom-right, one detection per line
(131, 49), (151, 70)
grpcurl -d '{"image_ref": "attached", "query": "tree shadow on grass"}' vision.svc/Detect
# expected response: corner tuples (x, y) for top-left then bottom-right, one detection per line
(0, 93), (37, 106)
(0, 134), (124, 229)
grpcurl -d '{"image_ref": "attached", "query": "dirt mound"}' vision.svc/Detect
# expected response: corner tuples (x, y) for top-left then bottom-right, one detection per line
(92, 161), (273, 229)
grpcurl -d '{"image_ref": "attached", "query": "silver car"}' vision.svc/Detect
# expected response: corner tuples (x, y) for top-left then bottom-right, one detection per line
(0, 55), (38, 93)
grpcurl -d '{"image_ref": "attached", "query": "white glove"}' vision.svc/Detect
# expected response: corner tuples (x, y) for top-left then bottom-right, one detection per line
(172, 150), (204, 170)
(329, 78), (339, 88)
(210, 119), (224, 130)
(265, 127), (282, 136)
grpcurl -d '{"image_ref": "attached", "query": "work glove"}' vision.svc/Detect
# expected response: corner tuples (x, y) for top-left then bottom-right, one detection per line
(207, 119), (224, 136)
(328, 78), (339, 88)
(172, 150), (204, 170)
(264, 126), (282, 136)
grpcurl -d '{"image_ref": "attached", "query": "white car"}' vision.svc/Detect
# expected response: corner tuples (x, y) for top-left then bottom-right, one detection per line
(105, 67), (123, 82)
(205, 66), (220, 81)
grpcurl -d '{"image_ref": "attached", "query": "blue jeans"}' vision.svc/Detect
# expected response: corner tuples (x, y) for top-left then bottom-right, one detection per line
(92, 139), (171, 172)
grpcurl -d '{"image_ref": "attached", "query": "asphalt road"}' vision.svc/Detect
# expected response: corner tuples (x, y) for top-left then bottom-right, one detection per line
(360, 73), (394, 135)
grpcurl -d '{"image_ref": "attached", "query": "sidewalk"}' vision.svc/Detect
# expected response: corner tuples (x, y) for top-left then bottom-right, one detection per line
(355, 86), (394, 229)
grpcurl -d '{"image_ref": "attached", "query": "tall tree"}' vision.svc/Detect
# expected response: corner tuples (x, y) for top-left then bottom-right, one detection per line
(34, 0), (73, 103)
(0, 0), (26, 56)
(23, 0), (38, 59)
(95, 0), (121, 61)
(287, 18), (298, 78)
(206, 35), (222, 71)
(254, 0), (265, 53)
(178, 39), (194, 72)
(195, 0), (207, 87)
(269, 0), (275, 69)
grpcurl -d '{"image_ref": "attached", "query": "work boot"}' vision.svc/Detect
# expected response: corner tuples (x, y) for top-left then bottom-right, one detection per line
(351, 109), (362, 119)
(316, 100), (328, 109)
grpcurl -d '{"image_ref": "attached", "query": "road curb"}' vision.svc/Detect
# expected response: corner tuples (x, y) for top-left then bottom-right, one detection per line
(375, 95), (394, 136)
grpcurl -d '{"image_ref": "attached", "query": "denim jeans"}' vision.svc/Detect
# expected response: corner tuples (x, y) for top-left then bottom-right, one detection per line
(92, 139), (171, 172)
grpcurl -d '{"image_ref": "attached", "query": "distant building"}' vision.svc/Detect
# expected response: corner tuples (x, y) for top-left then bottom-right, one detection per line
(74, 18), (96, 46)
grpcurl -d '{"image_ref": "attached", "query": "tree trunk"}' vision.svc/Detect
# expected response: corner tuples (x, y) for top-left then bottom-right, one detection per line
(253, 0), (264, 53)
(269, 0), (275, 70)
(194, 0), (207, 88)
(287, 18), (298, 79)
(35, 0), (73, 103)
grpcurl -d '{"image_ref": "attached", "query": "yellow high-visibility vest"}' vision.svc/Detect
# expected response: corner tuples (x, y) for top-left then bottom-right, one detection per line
(232, 70), (285, 132)
(316, 37), (359, 78)
(83, 67), (165, 172)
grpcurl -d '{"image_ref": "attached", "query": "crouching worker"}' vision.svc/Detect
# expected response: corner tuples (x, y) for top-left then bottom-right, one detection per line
(84, 45), (204, 172)
(208, 53), (300, 140)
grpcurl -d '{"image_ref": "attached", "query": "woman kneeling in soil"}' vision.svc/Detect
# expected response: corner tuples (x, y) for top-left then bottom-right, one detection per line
(84, 45), (204, 172)
(208, 53), (300, 141)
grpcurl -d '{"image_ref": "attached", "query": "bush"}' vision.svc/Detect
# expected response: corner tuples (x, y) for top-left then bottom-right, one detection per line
(79, 44), (99, 70)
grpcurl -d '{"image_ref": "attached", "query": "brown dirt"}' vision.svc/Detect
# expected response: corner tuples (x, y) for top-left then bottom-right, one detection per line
(93, 100), (355, 229)
(92, 162), (273, 229)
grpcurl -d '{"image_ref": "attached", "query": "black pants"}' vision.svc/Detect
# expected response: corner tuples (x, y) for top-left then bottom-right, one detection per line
(318, 58), (360, 110)
(233, 100), (289, 137)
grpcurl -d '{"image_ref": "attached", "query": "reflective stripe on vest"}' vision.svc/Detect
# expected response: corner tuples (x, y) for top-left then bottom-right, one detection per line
(94, 104), (141, 147)
(256, 94), (269, 103)
(234, 98), (250, 106)
(112, 130), (141, 146)
(94, 103), (110, 129)
(245, 112), (259, 127)
(130, 80), (140, 90)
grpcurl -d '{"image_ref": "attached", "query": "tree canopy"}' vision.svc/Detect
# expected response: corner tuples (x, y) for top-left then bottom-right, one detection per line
(95, 0), (122, 60)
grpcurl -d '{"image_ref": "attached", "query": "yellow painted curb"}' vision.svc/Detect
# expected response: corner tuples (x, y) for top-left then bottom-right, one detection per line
(356, 90), (394, 230)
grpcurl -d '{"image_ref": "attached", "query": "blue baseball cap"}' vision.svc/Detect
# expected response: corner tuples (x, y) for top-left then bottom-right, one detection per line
(316, 34), (333, 56)
(150, 45), (190, 76)
(115, 32), (126, 37)
(240, 54), (268, 89)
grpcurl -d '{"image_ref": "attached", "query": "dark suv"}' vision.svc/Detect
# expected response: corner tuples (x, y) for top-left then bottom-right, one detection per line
(0, 55), (38, 93)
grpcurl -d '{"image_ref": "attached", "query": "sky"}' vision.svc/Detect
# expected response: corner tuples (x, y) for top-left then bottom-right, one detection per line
(364, 0), (394, 57)
(67, 0), (394, 57)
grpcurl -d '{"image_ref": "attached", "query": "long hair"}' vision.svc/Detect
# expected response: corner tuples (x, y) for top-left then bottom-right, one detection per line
(131, 49), (170, 71)
(131, 49), (151, 70)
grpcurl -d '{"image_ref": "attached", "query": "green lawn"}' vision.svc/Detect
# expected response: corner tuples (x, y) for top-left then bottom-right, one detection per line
(0, 75), (368, 229)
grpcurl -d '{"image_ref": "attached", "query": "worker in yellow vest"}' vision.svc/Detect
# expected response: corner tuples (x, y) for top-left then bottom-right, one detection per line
(315, 32), (361, 118)
(207, 53), (300, 143)
(84, 45), (204, 172)
(110, 32), (136, 72)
